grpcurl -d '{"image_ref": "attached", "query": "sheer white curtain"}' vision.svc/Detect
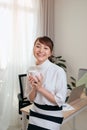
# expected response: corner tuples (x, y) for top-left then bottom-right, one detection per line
(0, 0), (40, 130)
(0, 0), (54, 129)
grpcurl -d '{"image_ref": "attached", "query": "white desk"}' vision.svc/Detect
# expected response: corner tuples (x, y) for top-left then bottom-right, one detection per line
(20, 96), (87, 130)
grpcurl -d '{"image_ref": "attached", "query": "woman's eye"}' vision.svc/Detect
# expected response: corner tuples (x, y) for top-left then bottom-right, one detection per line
(44, 47), (49, 50)
(36, 45), (40, 48)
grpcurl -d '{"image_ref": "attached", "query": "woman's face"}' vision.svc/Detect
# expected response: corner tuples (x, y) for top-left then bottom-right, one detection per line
(33, 40), (52, 65)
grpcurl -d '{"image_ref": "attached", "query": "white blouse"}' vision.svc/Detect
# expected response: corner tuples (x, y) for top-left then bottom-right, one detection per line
(25, 59), (67, 107)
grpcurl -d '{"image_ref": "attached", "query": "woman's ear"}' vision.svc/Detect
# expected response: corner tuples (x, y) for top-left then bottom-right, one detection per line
(51, 50), (54, 56)
(48, 54), (53, 61)
(48, 51), (52, 58)
(48, 51), (54, 61)
(51, 49), (54, 54)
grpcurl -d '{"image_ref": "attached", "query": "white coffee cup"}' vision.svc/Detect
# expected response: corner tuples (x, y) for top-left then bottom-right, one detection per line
(28, 70), (41, 81)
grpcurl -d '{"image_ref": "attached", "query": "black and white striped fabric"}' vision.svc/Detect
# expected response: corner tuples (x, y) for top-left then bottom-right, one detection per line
(28, 103), (63, 130)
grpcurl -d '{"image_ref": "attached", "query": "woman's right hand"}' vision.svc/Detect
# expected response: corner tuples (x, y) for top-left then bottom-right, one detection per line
(28, 74), (38, 89)
(28, 74), (38, 101)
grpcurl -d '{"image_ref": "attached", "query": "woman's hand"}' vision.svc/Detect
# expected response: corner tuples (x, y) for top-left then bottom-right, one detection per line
(29, 73), (43, 91)
(33, 74), (43, 91)
(29, 73), (57, 104)
(28, 73), (43, 90)
(28, 74), (36, 90)
(27, 74), (38, 101)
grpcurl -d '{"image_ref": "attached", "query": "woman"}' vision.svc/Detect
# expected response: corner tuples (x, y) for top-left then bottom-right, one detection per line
(25, 36), (67, 130)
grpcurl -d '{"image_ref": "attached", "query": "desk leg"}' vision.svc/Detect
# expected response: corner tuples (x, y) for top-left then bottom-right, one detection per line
(22, 112), (27, 130)
(72, 116), (76, 130)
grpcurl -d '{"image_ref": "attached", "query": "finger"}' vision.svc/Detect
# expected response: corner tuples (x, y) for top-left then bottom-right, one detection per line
(36, 74), (43, 82)
(34, 76), (40, 82)
(32, 81), (38, 87)
(40, 73), (43, 80)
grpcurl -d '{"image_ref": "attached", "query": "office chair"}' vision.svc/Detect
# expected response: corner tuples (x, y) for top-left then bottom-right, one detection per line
(17, 74), (31, 118)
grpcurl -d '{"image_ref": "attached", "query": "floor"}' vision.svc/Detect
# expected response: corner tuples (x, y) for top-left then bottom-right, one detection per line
(7, 109), (87, 130)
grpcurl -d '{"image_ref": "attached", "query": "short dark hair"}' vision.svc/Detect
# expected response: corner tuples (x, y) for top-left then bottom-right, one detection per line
(34, 36), (54, 52)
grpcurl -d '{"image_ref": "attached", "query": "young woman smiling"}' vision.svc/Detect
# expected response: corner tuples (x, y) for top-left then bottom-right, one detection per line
(25, 36), (67, 130)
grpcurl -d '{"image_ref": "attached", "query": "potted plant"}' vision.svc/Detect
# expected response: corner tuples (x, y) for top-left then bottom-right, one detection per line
(49, 55), (76, 90)
(49, 55), (76, 101)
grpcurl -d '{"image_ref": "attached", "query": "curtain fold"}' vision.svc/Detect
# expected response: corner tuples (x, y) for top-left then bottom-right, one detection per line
(37, 0), (54, 41)
(0, 0), (40, 130)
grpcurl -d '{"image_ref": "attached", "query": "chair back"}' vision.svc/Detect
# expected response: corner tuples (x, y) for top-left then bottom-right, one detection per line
(18, 74), (27, 100)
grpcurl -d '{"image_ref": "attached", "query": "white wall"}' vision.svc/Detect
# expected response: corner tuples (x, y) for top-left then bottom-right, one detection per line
(54, 0), (87, 79)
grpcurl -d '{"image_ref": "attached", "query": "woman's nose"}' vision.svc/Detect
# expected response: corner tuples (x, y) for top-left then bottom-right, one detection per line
(39, 47), (44, 52)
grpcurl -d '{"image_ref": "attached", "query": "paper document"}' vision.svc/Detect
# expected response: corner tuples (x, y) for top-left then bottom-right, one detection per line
(62, 103), (75, 111)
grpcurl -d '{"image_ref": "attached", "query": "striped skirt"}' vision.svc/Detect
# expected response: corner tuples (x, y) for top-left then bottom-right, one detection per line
(28, 103), (63, 130)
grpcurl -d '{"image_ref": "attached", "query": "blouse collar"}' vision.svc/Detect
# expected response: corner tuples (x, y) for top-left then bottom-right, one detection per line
(36, 59), (50, 70)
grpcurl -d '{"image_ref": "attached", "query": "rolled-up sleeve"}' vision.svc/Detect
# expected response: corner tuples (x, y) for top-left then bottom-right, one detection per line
(54, 69), (67, 107)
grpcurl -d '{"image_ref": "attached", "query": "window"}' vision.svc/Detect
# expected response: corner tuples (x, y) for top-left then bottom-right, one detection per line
(0, 0), (38, 70)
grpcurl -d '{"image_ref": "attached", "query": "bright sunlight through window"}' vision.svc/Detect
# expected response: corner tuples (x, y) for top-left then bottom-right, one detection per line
(0, 0), (36, 70)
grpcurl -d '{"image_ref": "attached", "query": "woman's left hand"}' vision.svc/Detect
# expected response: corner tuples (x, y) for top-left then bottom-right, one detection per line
(33, 74), (43, 91)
